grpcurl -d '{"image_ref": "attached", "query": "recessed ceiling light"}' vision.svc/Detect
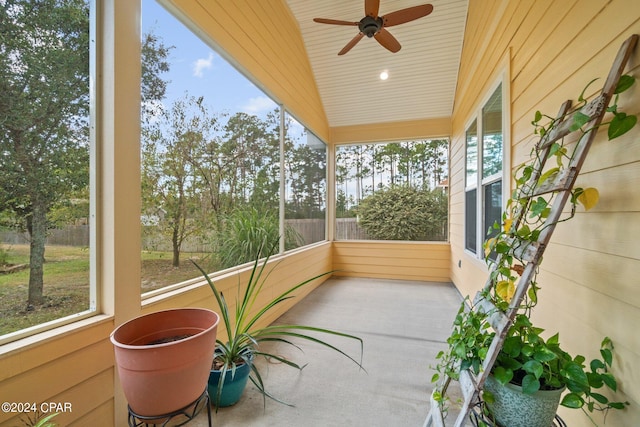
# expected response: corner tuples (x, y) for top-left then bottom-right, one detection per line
(379, 71), (389, 80)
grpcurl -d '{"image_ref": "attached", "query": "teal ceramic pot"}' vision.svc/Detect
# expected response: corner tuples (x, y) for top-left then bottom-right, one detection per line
(484, 374), (564, 427)
(208, 360), (252, 407)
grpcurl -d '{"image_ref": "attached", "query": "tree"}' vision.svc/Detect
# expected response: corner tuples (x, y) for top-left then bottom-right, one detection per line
(0, 0), (90, 306)
(141, 32), (172, 120)
(142, 95), (220, 267)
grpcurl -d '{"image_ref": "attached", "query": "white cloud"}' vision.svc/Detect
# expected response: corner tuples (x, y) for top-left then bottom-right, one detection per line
(243, 96), (277, 114)
(192, 53), (214, 78)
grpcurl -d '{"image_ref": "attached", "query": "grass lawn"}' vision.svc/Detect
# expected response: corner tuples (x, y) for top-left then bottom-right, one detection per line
(0, 244), (217, 336)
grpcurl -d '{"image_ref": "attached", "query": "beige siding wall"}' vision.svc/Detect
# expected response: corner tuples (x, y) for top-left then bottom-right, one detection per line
(0, 319), (115, 426)
(333, 241), (451, 283)
(163, 0), (330, 142)
(449, 0), (640, 424)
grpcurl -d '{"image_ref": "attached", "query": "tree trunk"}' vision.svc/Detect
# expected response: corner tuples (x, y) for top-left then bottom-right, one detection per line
(172, 225), (180, 267)
(27, 201), (47, 306)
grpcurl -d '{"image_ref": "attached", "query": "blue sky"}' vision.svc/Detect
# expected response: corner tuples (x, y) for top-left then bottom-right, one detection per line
(141, 0), (277, 119)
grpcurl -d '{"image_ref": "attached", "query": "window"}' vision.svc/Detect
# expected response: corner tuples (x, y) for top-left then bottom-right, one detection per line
(335, 140), (448, 241)
(0, 0), (94, 341)
(283, 114), (326, 249)
(465, 82), (506, 257)
(140, 1), (327, 294)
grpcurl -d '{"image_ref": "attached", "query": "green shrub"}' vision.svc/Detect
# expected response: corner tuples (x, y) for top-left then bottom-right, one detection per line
(357, 185), (447, 241)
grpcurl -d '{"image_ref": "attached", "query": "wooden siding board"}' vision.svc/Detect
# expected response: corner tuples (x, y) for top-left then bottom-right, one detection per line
(51, 369), (114, 427)
(332, 242), (451, 282)
(513, 0), (638, 121)
(531, 279), (640, 411)
(68, 399), (114, 427)
(542, 243), (640, 308)
(510, 0), (578, 106)
(0, 339), (113, 424)
(0, 318), (113, 382)
(247, 1), (323, 120)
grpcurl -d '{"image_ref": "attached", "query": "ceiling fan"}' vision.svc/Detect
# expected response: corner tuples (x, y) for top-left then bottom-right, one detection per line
(313, 0), (434, 55)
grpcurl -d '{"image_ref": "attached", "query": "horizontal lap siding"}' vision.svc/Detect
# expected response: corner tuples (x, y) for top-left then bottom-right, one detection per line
(449, 0), (640, 424)
(0, 320), (115, 426)
(332, 241), (450, 282)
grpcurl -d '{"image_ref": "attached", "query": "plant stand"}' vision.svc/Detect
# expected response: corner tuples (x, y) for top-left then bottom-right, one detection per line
(468, 401), (566, 427)
(127, 388), (212, 427)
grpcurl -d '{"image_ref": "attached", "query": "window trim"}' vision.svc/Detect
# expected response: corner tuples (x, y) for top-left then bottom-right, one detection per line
(0, 0), (98, 346)
(464, 69), (510, 261)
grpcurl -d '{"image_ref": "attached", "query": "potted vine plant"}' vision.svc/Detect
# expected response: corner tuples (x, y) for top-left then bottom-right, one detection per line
(192, 239), (364, 409)
(432, 74), (636, 426)
(483, 313), (627, 427)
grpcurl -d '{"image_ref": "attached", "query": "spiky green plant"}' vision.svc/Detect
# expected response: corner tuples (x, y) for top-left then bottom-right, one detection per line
(192, 239), (364, 408)
(215, 207), (302, 269)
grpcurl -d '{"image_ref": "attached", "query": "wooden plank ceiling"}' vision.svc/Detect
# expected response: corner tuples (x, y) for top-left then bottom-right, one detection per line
(285, 0), (469, 128)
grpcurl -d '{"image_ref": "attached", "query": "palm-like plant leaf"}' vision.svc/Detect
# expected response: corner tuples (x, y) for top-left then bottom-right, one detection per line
(191, 238), (364, 407)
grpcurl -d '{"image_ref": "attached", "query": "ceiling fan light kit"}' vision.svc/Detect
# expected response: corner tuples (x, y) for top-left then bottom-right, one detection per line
(313, 0), (434, 55)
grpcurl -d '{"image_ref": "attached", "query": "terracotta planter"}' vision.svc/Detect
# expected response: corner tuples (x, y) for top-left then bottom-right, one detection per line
(484, 374), (564, 427)
(111, 308), (219, 416)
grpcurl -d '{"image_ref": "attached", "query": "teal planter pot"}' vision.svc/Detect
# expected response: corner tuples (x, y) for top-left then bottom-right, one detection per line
(484, 374), (564, 427)
(208, 360), (252, 407)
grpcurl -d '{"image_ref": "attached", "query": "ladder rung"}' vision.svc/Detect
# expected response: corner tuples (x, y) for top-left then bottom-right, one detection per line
(503, 237), (541, 263)
(531, 167), (576, 196)
(473, 294), (509, 332)
(512, 240), (541, 263)
(537, 94), (607, 150)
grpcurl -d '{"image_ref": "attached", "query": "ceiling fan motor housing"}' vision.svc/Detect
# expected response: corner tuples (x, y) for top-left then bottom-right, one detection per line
(359, 16), (382, 37)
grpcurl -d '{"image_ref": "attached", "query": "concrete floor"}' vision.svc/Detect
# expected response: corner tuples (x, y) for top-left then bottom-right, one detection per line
(190, 276), (463, 427)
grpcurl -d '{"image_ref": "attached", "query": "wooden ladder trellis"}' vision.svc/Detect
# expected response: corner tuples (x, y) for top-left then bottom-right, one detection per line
(424, 34), (638, 427)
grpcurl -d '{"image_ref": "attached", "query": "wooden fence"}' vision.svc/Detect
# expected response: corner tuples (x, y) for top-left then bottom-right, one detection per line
(0, 218), (445, 252)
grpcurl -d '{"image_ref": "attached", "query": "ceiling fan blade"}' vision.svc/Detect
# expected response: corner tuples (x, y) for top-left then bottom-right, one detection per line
(365, 0), (380, 17)
(313, 18), (359, 26)
(338, 33), (365, 55)
(383, 4), (434, 27)
(374, 28), (401, 53)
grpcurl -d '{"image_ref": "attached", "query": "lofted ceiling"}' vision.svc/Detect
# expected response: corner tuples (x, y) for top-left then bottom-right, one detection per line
(285, 0), (469, 128)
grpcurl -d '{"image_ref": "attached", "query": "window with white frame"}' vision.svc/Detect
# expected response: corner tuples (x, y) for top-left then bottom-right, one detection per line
(139, 1), (328, 295)
(0, 0), (95, 342)
(465, 81), (506, 257)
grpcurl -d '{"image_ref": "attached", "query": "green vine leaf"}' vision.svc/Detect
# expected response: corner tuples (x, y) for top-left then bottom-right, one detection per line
(529, 197), (549, 218)
(614, 74), (635, 94)
(570, 111), (590, 131)
(608, 112), (637, 140)
(521, 374), (541, 394)
(537, 167), (559, 186)
(561, 393), (585, 409)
